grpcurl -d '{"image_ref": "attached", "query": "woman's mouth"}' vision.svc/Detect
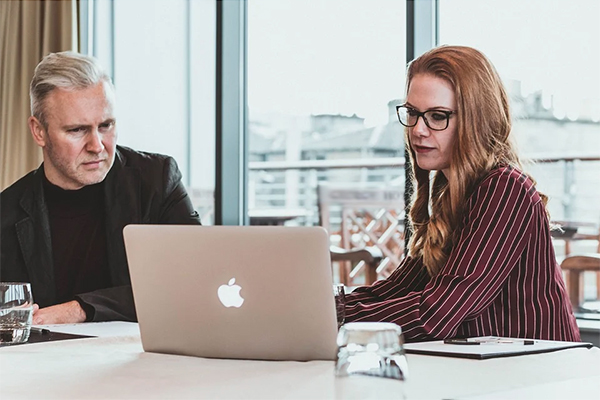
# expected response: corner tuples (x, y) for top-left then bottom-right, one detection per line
(413, 145), (435, 154)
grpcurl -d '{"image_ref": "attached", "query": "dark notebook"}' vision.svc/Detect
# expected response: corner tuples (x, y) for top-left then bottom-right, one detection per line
(0, 329), (95, 347)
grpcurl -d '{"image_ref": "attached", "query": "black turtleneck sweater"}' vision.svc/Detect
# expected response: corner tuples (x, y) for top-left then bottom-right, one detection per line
(43, 174), (111, 309)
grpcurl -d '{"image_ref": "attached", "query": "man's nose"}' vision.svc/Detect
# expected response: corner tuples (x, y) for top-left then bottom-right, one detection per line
(86, 130), (105, 153)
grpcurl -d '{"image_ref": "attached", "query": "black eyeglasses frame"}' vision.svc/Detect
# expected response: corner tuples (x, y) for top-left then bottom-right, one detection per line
(396, 104), (455, 131)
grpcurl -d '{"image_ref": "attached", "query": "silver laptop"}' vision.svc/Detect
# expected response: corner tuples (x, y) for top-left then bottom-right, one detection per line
(123, 225), (338, 361)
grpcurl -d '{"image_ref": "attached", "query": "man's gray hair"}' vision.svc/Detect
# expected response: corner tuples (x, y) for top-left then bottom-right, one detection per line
(30, 51), (113, 128)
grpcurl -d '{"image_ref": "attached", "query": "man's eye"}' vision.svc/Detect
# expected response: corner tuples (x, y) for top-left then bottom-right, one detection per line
(99, 122), (113, 130)
(68, 127), (85, 133)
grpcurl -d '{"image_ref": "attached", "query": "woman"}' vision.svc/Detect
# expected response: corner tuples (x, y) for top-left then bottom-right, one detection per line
(344, 45), (580, 342)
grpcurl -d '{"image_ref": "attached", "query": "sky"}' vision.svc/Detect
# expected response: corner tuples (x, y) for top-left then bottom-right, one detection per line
(248, 0), (600, 127)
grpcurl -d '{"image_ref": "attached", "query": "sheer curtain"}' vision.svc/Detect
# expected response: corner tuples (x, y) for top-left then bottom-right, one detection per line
(0, 0), (73, 190)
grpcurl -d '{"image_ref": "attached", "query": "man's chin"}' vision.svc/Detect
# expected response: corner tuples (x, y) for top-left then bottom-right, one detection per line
(79, 170), (110, 186)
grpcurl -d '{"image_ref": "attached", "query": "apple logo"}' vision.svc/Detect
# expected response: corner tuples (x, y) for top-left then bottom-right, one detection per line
(217, 278), (245, 308)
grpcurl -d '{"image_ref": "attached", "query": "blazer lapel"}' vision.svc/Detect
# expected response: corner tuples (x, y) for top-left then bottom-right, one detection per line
(16, 168), (56, 306)
(104, 148), (141, 285)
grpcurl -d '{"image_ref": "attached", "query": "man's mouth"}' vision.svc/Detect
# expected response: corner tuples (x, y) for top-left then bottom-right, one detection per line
(82, 159), (104, 167)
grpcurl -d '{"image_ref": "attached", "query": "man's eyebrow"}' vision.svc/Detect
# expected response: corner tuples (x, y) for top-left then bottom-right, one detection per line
(61, 119), (116, 130)
(62, 124), (91, 131)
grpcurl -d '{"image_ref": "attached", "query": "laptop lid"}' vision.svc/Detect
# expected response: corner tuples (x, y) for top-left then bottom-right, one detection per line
(123, 225), (338, 361)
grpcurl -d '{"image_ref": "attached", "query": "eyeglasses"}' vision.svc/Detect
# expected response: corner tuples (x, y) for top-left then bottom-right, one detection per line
(396, 104), (455, 131)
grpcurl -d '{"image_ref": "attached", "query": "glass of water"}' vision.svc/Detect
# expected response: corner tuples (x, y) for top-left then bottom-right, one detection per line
(335, 322), (409, 383)
(0, 282), (34, 346)
(333, 284), (345, 329)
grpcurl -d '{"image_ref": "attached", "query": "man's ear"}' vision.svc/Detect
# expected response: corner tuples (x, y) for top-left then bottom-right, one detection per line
(28, 116), (47, 148)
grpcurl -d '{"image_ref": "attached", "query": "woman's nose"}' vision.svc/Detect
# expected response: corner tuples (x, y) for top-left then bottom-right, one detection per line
(411, 115), (430, 137)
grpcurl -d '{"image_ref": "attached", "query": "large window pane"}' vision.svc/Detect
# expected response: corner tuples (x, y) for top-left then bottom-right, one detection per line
(248, 0), (407, 223)
(439, 0), (600, 243)
(95, 0), (216, 224)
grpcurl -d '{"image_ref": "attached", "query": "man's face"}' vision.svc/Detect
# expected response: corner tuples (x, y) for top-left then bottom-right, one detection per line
(30, 82), (117, 190)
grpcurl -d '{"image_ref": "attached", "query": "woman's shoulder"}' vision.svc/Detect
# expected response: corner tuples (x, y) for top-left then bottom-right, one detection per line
(473, 165), (541, 205)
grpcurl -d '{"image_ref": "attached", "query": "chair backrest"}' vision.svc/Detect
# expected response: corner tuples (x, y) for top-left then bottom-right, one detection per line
(560, 254), (600, 311)
(317, 183), (405, 282)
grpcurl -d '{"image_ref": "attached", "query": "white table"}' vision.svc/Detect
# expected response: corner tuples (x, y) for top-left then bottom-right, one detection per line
(1, 322), (599, 399)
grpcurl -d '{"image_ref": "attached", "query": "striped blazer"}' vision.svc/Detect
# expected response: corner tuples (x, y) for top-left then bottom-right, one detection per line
(345, 166), (581, 342)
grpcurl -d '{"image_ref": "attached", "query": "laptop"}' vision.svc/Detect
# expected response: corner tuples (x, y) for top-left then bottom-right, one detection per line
(123, 225), (338, 361)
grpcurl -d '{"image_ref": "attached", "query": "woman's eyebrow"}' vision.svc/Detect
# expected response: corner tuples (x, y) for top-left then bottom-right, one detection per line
(405, 102), (453, 111)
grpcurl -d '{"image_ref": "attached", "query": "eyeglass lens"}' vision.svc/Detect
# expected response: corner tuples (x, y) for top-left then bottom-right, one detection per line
(397, 107), (450, 131)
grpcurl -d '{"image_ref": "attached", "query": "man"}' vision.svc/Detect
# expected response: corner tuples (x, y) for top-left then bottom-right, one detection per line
(1, 52), (201, 324)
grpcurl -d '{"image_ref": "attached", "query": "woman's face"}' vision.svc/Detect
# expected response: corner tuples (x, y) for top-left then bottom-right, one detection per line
(406, 74), (457, 177)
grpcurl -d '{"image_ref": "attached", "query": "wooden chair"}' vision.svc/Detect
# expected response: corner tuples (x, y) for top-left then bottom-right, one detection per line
(330, 245), (383, 286)
(560, 254), (600, 312)
(318, 183), (405, 286)
(572, 227), (600, 299)
(554, 223), (600, 300)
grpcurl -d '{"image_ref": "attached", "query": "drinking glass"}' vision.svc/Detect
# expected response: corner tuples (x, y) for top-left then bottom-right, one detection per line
(333, 284), (345, 329)
(0, 282), (34, 345)
(335, 322), (408, 383)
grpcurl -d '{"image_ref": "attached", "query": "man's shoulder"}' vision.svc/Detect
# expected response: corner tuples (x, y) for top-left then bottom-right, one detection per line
(1, 170), (38, 203)
(116, 145), (173, 168)
(113, 145), (182, 188)
(0, 169), (40, 225)
(115, 145), (180, 178)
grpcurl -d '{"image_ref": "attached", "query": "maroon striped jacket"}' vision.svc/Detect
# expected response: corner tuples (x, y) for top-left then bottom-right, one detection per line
(345, 166), (581, 342)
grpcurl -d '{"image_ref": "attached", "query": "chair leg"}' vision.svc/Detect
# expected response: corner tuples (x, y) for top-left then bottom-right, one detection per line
(338, 261), (350, 286)
(567, 270), (583, 311)
(365, 261), (378, 285)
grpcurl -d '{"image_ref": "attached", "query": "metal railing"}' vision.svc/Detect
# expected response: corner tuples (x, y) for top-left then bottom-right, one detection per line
(188, 154), (600, 234)
(247, 155), (600, 229)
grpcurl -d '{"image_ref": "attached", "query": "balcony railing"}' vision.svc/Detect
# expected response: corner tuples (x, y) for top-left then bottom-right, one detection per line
(188, 154), (599, 249)
(247, 154), (600, 230)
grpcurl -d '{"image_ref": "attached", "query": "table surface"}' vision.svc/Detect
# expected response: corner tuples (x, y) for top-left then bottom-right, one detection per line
(1, 322), (599, 400)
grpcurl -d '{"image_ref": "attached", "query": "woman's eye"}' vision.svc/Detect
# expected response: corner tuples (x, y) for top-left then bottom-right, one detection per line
(430, 112), (447, 121)
(407, 109), (419, 117)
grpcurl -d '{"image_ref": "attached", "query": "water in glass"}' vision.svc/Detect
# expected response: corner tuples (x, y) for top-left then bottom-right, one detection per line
(335, 322), (408, 382)
(0, 283), (33, 345)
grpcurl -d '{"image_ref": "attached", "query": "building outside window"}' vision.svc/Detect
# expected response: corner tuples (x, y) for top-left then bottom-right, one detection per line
(248, 0), (407, 233)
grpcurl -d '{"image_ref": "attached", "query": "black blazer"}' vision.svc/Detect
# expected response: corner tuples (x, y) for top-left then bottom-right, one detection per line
(0, 146), (201, 321)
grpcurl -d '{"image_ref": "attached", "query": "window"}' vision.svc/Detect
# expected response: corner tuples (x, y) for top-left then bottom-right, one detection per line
(248, 0), (407, 226)
(93, 0), (216, 224)
(439, 0), (600, 248)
